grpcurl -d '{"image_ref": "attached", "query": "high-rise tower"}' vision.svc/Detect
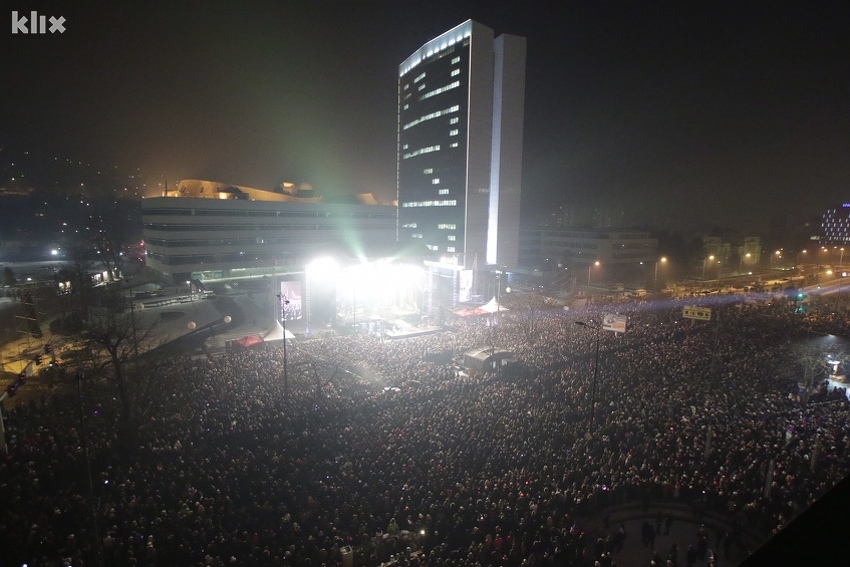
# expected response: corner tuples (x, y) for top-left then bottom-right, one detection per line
(397, 20), (526, 271)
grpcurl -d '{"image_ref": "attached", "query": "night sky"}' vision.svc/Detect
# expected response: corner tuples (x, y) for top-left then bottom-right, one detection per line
(4, 0), (850, 232)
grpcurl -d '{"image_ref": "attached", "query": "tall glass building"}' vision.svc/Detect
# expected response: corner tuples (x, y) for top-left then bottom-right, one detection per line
(397, 20), (526, 273)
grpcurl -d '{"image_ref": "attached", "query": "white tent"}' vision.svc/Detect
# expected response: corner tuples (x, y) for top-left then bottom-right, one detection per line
(263, 319), (296, 341)
(480, 296), (509, 314)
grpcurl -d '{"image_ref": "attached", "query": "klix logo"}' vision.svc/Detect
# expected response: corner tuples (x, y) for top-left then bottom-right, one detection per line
(11, 10), (66, 34)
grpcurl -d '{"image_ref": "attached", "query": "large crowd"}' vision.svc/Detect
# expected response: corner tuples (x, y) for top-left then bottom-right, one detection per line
(2, 293), (850, 567)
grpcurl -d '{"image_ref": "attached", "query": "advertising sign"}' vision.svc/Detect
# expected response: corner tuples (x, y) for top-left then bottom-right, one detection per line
(683, 306), (712, 321)
(602, 313), (627, 333)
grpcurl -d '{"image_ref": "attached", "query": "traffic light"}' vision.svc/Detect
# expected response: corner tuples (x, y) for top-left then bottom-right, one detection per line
(6, 384), (16, 397)
(35, 354), (43, 365)
(44, 344), (52, 354)
(18, 372), (27, 384)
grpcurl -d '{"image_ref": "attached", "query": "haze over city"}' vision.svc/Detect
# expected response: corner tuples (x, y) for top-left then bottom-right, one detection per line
(4, 0), (849, 233)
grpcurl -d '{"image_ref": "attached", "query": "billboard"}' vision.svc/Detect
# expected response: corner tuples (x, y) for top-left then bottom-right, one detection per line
(602, 313), (627, 333)
(279, 280), (303, 320)
(683, 306), (712, 321)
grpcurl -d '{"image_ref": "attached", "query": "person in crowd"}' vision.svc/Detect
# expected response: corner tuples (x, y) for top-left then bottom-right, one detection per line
(1, 294), (849, 567)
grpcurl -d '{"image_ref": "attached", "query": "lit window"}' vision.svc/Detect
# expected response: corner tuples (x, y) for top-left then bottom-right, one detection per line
(452, 56), (460, 64)
(451, 68), (460, 77)
(402, 145), (441, 160)
(402, 223), (417, 228)
(437, 223), (457, 230)
(447, 247), (455, 252)
(423, 168), (433, 174)
(449, 129), (459, 136)
(403, 104), (409, 110)
(450, 117), (459, 124)
(401, 200), (457, 208)
(431, 178), (440, 184)
(402, 105), (460, 130)
(419, 81), (460, 101)
(449, 142), (459, 148)
(418, 84), (425, 91)
(428, 245), (440, 251)
(414, 72), (426, 83)
(447, 235), (456, 241)
(438, 189), (449, 195)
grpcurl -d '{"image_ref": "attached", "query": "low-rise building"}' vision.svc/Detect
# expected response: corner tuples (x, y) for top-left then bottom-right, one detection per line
(142, 180), (399, 283)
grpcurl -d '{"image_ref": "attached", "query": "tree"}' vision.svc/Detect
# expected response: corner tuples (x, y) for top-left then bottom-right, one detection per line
(89, 201), (132, 282)
(505, 291), (549, 347)
(77, 286), (165, 440)
(63, 237), (98, 319)
(794, 336), (846, 403)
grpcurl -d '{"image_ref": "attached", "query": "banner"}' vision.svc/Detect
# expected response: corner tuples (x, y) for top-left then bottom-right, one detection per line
(602, 313), (627, 333)
(683, 306), (712, 321)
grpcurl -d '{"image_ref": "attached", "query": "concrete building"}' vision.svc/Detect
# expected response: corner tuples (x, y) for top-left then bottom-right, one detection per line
(142, 180), (399, 283)
(519, 227), (659, 285)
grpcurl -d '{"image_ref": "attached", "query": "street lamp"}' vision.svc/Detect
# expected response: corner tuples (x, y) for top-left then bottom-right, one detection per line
(277, 293), (290, 403)
(702, 255), (715, 279)
(575, 320), (601, 439)
(740, 252), (752, 273)
(587, 261), (600, 286)
(654, 257), (667, 290)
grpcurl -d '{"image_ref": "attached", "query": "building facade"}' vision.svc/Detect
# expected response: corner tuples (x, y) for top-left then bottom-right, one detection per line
(519, 227), (659, 285)
(820, 204), (850, 245)
(397, 20), (526, 271)
(142, 181), (398, 282)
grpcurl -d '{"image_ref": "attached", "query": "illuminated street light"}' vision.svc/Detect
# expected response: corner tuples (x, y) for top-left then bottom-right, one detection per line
(740, 251), (752, 272)
(277, 292), (290, 403)
(702, 255), (715, 279)
(587, 260), (600, 286)
(654, 257), (667, 290)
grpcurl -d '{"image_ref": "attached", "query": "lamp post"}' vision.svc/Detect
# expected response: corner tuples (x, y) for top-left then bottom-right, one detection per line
(740, 252), (752, 273)
(277, 293), (290, 404)
(654, 257), (667, 290)
(76, 372), (104, 567)
(702, 255), (715, 279)
(575, 320), (601, 439)
(587, 260), (600, 286)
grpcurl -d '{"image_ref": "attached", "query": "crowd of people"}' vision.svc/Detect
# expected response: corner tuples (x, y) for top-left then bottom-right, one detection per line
(2, 292), (850, 567)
